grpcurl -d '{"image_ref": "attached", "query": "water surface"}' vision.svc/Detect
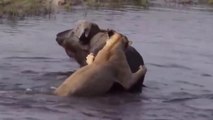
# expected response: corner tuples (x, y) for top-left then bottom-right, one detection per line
(0, 5), (213, 120)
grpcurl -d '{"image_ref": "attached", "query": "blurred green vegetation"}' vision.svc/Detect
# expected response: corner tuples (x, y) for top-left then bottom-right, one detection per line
(81, 0), (148, 9)
(209, 0), (213, 4)
(0, 0), (51, 18)
(0, 0), (212, 19)
(0, 0), (149, 18)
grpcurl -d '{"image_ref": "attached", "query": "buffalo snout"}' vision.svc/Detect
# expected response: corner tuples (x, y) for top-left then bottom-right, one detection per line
(56, 29), (72, 45)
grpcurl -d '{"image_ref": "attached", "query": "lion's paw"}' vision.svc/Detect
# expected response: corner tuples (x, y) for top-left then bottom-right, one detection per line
(86, 53), (95, 65)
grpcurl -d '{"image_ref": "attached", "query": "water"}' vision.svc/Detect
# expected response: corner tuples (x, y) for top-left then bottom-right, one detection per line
(1, 4), (213, 120)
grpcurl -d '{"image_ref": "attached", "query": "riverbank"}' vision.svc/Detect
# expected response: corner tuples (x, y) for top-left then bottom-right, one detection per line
(0, 0), (52, 18)
(0, 0), (212, 19)
(0, 0), (149, 19)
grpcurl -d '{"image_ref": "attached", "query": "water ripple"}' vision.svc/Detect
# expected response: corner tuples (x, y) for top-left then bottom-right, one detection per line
(148, 63), (192, 70)
(4, 56), (53, 60)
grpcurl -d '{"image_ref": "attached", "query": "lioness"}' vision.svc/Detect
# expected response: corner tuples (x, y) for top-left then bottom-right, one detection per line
(54, 32), (147, 96)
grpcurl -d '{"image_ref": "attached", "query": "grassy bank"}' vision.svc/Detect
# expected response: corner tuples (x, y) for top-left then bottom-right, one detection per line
(0, 0), (212, 19)
(83, 0), (148, 8)
(209, 0), (213, 4)
(0, 0), (53, 18)
(0, 0), (149, 19)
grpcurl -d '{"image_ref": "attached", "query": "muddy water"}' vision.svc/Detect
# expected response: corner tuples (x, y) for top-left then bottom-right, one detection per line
(1, 5), (213, 120)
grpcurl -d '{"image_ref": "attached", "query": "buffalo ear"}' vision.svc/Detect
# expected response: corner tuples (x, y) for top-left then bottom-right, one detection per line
(84, 28), (90, 38)
(79, 29), (89, 44)
(107, 29), (115, 38)
(79, 24), (100, 45)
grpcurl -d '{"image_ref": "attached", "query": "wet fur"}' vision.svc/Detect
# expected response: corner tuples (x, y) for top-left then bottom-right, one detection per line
(54, 33), (146, 96)
(56, 20), (146, 93)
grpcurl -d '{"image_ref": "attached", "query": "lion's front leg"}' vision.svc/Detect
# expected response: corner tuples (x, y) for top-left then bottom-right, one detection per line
(120, 65), (147, 90)
(86, 53), (95, 65)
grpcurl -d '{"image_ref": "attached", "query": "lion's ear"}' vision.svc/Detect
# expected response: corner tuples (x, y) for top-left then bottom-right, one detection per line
(122, 36), (131, 49)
